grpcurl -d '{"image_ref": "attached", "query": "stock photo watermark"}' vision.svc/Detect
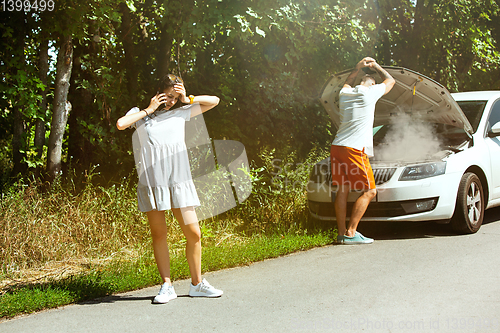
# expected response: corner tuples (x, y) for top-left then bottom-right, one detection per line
(270, 158), (384, 194)
(290, 316), (500, 332)
(270, 158), (321, 193)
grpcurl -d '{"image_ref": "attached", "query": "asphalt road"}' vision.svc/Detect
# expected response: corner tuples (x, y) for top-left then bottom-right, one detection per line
(2, 207), (500, 333)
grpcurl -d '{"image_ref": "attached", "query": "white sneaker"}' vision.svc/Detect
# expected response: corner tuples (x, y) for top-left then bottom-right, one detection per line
(189, 278), (223, 297)
(153, 283), (177, 304)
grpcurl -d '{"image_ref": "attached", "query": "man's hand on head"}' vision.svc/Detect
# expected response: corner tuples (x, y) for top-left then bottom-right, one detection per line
(356, 57), (376, 70)
(344, 57), (378, 89)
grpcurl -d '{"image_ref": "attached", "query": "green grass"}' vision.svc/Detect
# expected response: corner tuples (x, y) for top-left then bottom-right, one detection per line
(0, 232), (335, 319)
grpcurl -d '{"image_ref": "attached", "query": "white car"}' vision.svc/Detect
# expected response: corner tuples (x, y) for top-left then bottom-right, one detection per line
(307, 66), (500, 233)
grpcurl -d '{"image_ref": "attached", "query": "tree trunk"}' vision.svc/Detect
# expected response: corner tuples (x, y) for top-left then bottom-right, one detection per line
(119, 2), (138, 105)
(11, 12), (28, 177)
(12, 108), (27, 177)
(408, 0), (426, 70)
(68, 39), (94, 170)
(156, 0), (194, 80)
(34, 34), (49, 178)
(157, 32), (173, 80)
(46, 34), (74, 180)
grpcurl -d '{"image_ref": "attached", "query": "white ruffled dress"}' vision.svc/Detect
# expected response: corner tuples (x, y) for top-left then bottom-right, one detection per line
(127, 104), (201, 212)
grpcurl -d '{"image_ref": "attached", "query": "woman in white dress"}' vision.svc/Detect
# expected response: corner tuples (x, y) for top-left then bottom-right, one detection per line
(116, 74), (223, 303)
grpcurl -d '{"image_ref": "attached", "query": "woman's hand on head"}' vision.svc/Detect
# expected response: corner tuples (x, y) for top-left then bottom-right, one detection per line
(147, 93), (168, 113)
(174, 83), (190, 104)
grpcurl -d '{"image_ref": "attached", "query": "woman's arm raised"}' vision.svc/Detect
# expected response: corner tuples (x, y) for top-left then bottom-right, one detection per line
(116, 93), (167, 130)
(174, 83), (219, 118)
(189, 95), (220, 118)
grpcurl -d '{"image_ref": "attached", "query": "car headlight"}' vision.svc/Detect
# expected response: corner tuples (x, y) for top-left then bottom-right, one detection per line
(399, 162), (446, 181)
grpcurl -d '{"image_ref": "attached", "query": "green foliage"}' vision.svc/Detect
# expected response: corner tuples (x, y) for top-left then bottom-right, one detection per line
(207, 145), (330, 235)
(2, 0), (499, 182)
(376, 0), (500, 91)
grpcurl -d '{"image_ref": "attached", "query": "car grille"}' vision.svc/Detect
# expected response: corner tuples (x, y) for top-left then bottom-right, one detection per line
(308, 201), (404, 217)
(325, 167), (396, 185)
(309, 198), (438, 218)
(309, 202), (407, 218)
(373, 168), (397, 185)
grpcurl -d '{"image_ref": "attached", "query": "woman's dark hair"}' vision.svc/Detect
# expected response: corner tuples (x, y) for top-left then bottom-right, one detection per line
(157, 73), (183, 93)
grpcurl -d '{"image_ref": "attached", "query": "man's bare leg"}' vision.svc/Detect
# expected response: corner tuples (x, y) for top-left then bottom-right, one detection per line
(345, 189), (377, 237)
(334, 185), (349, 237)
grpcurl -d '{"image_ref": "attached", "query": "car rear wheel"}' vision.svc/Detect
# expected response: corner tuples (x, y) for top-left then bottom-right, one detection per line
(450, 172), (484, 234)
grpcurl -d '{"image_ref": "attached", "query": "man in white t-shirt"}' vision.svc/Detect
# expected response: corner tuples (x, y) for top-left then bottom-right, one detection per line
(331, 57), (395, 244)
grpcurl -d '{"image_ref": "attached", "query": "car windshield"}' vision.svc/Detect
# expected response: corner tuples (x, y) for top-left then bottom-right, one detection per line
(456, 101), (487, 133)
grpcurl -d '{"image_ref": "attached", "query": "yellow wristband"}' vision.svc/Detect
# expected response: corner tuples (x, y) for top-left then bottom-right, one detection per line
(189, 95), (194, 104)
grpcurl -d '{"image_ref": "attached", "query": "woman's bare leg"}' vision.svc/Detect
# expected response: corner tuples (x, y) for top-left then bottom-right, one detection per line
(172, 207), (202, 286)
(147, 210), (171, 285)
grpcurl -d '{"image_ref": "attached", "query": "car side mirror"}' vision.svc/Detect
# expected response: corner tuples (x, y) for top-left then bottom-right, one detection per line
(488, 121), (500, 138)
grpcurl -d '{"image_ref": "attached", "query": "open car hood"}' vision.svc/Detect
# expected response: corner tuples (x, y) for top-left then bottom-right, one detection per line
(319, 66), (473, 135)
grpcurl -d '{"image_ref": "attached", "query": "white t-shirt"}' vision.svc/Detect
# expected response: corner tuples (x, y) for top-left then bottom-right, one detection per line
(331, 83), (386, 157)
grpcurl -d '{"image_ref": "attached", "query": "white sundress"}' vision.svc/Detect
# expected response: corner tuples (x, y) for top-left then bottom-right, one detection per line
(126, 104), (201, 212)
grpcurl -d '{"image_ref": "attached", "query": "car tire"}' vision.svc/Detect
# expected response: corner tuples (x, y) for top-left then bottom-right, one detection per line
(450, 172), (484, 234)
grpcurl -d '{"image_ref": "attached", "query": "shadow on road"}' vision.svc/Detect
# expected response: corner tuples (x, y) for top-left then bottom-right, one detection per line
(82, 295), (154, 305)
(357, 206), (500, 241)
(82, 293), (195, 305)
(483, 206), (500, 225)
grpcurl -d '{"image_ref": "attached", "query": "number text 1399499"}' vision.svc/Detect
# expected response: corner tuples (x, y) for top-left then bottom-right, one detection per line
(2, 0), (55, 12)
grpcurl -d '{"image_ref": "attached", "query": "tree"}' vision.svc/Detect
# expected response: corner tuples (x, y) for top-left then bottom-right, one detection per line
(1, 0), (499, 186)
(376, 0), (500, 91)
(34, 29), (49, 179)
(46, 34), (73, 180)
(9, 12), (29, 176)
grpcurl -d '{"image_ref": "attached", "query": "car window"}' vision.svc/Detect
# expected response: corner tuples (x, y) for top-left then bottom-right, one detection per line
(456, 101), (487, 133)
(486, 99), (500, 132)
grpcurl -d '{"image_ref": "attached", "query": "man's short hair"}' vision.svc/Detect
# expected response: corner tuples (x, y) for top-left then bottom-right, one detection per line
(361, 74), (376, 85)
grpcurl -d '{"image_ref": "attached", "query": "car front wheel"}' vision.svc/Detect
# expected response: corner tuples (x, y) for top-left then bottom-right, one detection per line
(451, 172), (484, 234)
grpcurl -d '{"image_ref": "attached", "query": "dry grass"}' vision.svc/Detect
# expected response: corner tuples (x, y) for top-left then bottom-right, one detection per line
(1, 258), (105, 292)
(1, 180), (146, 274)
(0, 179), (252, 293)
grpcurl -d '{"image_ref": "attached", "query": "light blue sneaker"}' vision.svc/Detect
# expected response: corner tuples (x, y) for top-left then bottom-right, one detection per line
(342, 231), (374, 244)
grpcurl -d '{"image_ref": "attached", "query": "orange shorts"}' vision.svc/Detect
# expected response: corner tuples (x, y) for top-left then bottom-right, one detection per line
(330, 145), (376, 190)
